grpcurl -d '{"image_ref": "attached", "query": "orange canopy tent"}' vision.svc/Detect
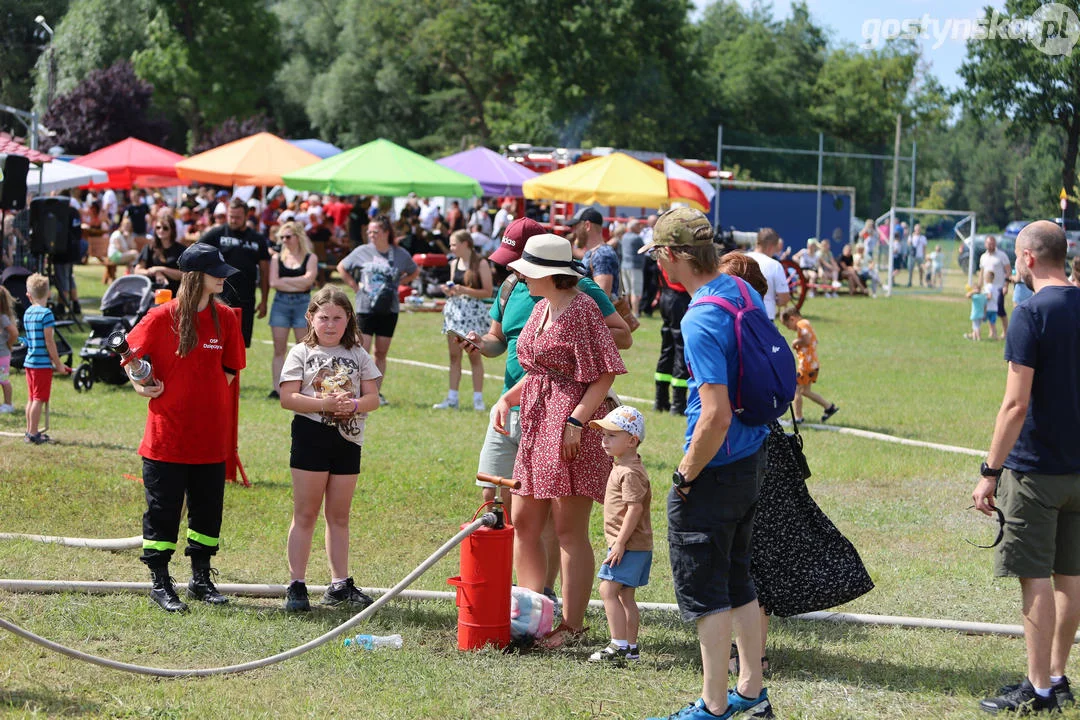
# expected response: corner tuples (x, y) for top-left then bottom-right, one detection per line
(175, 132), (320, 186)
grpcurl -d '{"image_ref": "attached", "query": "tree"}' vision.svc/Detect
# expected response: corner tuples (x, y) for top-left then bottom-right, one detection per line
(960, 0), (1080, 218)
(192, 114), (272, 154)
(133, 0), (281, 148)
(0, 0), (69, 132)
(41, 60), (168, 154)
(30, 0), (152, 114)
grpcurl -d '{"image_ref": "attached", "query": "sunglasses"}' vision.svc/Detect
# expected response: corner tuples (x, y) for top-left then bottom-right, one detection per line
(155, 224), (169, 230)
(279, 233), (294, 239)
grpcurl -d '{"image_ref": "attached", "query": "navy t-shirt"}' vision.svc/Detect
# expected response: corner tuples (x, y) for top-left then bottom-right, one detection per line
(1003, 285), (1080, 474)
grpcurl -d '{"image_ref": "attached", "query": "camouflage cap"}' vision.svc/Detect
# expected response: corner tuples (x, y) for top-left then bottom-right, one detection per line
(638, 207), (714, 254)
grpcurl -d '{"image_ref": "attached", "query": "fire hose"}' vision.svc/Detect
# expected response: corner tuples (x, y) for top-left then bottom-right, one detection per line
(0, 512), (500, 677)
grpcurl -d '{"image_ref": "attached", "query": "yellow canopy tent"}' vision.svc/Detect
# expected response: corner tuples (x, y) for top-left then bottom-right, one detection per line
(175, 132), (320, 186)
(522, 153), (670, 209)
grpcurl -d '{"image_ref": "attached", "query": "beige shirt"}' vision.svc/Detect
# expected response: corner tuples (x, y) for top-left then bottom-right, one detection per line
(603, 453), (653, 552)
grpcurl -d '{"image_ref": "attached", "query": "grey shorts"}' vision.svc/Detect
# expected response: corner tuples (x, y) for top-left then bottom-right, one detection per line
(995, 469), (1080, 578)
(621, 267), (644, 297)
(476, 405), (520, 486)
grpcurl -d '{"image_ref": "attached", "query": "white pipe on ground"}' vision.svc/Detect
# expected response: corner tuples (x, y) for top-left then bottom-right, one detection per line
(2, 579), (1072, 642)
(0, 534), (142, 549)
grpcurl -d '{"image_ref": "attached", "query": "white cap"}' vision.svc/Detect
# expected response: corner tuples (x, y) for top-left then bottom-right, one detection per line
(214, 202), (227, 216)
(589, 405), (645, 443)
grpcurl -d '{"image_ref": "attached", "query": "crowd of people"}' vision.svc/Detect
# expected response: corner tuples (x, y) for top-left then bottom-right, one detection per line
(10, 184), (1079, 718)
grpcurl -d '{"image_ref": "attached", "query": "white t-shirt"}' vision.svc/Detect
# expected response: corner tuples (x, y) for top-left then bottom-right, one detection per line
(419, 203), (439, 231)
(746, 251), (788, 319)
(102, 189), (118, 219)
(979, 249), (1010, 293)
(910, 233), (927, 259)
(279, 342), (382, 445)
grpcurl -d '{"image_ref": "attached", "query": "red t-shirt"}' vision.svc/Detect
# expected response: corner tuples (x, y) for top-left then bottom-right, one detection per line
(125, 301), (246, 464)
(325, 201), (352, 228)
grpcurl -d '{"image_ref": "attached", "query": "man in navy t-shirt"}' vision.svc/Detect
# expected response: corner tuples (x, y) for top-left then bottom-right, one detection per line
(640, 208), (773, 720)
(974, 220), (1080, 714)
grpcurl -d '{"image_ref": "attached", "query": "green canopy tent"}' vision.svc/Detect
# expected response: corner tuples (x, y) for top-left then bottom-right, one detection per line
(282, 138), (482, 197)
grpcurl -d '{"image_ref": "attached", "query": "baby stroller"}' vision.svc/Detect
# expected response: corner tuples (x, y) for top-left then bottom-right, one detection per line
(73, 275), (155, 392)
(2, 266), (74, 371)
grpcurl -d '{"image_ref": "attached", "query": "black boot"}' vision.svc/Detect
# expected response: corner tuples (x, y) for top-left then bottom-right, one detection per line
(654, 381), (670, 412)
(149, 566), (188, 613)
(188, 560), (229, 605)
(670, 385), (687, 416)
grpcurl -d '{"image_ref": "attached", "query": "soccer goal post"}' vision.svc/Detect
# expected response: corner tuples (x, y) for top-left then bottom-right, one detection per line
(874, 207), (976, 296)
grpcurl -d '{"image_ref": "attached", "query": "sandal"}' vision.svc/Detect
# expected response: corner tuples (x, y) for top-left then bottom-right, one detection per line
(539, 621), (588, 650)
(729, 643), (771, 678)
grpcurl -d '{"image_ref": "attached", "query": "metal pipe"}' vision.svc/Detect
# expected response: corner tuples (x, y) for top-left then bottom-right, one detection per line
(815, 133), (823, 243)
(714, 124), (723, 228)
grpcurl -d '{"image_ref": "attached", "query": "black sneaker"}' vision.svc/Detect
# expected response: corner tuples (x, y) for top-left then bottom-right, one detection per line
(980, 678), (1059, 714)
(284, 580), (311, 612)
(625, 643), (640, 661)
(821, 404), (840, 423)
(998, 676), (1074, 709)
(321, 577), (374, 609)
(267, 390), (280, 400)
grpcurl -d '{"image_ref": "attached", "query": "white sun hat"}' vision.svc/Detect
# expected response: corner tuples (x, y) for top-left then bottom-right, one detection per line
(507, 234), (585, 279)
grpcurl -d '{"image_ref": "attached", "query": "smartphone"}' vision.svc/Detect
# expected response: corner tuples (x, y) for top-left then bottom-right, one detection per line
(446, 329), (480, 349)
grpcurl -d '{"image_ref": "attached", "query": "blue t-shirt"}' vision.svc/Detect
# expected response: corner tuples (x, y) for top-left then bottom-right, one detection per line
(23, 304), (55, 369)
(970, 292), (988, 321)
(681, 274), (769, 467)
(583, 244), (620, 298)
(490, 277), (616, 395)
(1003, 285), (1080, 474)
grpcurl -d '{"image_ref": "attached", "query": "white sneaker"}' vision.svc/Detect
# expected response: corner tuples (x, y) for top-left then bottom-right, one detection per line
(473, 397), (486, 412)
(0, 403), (12, 413)
(433, 397), (458, 410)
(378, 393), (389, 407)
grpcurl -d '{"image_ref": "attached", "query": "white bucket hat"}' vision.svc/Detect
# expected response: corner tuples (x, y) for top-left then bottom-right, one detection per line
(507, 234), (585, 279)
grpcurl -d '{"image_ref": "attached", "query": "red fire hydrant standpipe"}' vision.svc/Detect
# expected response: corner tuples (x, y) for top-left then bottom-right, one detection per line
(447, 474), (519, 651)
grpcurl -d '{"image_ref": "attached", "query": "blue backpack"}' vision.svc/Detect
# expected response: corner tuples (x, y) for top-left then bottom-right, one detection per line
(690, 276), (797, 426)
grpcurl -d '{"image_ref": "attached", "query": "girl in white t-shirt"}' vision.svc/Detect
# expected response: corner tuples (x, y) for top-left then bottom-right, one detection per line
(279, 286), (382, 612)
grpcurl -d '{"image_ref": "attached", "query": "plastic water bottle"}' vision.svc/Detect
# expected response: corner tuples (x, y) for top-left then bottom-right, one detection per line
(343, 633), (403, 650)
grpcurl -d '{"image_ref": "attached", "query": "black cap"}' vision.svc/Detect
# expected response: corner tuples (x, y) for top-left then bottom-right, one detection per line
(567, 206), (604, 227)
(179, 243), (239, 278)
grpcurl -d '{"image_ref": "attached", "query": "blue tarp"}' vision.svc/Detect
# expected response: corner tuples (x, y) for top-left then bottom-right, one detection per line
(717, 189), (852, 252)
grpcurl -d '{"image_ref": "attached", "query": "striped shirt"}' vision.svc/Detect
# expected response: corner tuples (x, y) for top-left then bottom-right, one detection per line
(23, 304), (55, 369)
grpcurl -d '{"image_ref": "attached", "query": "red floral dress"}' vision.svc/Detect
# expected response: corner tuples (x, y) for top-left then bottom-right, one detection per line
(512, 292), (627, 503)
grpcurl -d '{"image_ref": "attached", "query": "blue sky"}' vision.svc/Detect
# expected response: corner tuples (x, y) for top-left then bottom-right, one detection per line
(692, 0), (1006, 90)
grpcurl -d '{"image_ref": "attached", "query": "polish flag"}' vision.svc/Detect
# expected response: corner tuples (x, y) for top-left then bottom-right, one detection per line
(665, 158), (716, 212)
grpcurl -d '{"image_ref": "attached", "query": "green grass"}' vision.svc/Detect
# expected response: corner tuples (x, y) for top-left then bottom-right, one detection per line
(0, 261), (1072, 719)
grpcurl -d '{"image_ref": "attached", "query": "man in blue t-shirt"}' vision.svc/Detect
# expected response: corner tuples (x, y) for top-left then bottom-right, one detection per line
(640, 208), (773, 720)
(974, 221), (1080, 715)
(456, 217), (631, 599)
(569, 206), (620, 299)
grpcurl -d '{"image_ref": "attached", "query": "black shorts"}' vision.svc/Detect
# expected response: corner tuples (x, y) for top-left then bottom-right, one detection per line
(667, 450), (765, 621)
(357, 311), (399, 338)
(290, 415), (362, 475)
(239, 302), (255, 348)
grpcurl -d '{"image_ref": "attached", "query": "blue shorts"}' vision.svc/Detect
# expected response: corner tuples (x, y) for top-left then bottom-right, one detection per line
(598, 549), (652, 588)
(985, 310), (998, 324)
(269, 292), (310, 329)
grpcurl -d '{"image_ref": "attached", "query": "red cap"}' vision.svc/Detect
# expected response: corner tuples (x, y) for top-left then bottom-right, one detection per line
(489, 217), (546, 266)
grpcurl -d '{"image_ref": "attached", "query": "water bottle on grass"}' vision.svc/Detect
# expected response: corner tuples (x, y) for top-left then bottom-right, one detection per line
(343, 633), (403, 650)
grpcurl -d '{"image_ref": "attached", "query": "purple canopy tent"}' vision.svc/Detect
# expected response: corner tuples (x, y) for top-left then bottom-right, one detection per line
(435, 146), (539, 197)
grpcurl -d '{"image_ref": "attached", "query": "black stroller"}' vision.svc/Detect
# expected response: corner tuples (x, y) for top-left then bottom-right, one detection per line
(1, 266), (74, 371)
(72, 275), (155, 392)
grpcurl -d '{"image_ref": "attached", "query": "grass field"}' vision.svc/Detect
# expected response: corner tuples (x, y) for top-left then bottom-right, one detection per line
(2, 254), (1074, 719)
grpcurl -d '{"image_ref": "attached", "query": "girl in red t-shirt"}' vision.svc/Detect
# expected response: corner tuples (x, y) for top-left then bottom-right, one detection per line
(126, 244), (246, 613)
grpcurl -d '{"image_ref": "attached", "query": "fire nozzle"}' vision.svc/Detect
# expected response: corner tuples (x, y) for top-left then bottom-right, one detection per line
(105, 330), (156, 387)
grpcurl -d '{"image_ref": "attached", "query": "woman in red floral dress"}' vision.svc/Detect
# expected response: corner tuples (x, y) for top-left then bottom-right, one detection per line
(493, 234), (626, 647)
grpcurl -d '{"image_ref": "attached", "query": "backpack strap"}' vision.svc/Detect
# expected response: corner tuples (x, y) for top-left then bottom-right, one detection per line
(497, 274), (518, 316)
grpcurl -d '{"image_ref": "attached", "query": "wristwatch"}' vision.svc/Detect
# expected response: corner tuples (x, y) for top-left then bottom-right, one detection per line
(672, 470), (694, 489)
(980, 461), (1003, 478)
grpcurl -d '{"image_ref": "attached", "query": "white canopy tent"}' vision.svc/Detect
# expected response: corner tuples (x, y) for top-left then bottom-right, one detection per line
(875, 207), (976, 296)
(27, 159), (108, 193)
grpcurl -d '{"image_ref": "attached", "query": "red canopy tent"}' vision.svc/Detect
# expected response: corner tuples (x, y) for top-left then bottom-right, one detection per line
(72, 137), (185, 189)
(0, 133), (53, 164)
